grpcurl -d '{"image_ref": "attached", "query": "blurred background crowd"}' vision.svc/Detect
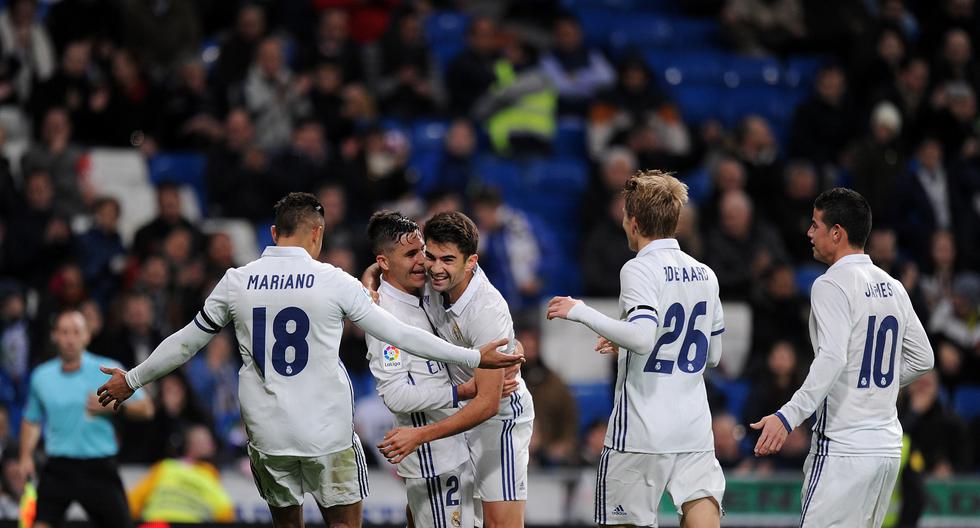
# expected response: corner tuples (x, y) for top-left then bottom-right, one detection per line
(0, 0), (979, 519)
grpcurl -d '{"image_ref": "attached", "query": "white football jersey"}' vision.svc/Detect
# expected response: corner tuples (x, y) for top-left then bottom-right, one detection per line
(196, 246), (377, 457)
(777, 254), (933, 457)
(365, 278), (469, 478)
(606, 239), (724, 454)
(422, 266), (534, 424)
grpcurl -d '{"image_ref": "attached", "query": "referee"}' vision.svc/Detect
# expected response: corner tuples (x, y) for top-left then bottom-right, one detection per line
(18, 310), (154, 528)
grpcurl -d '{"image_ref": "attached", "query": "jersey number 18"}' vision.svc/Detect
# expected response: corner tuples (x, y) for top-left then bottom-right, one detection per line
(252, 307), (311, 378)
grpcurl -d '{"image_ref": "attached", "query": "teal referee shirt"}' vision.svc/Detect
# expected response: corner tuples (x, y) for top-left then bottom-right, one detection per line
(24, 351), (145, 458)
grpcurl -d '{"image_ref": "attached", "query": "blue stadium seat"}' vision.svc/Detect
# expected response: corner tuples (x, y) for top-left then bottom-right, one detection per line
(680, 167), (712, 206)
(147, 153), (208, 214)
(725, 56), (781, 87)
(784, 55), (829, 88)
(795, 264), (826, 296)
(474, 155), (523, 200)
(570, 382), (614, 436)
(255, 221), (274, 253)
(408, 149), (444, 196)
(953, 385), (980, 421)
(425, 11), (469, 69)
(411, 119), (450, 152)
(524, 158), (589, 196)
(555, 118), (587, 159)
(713, 378), (750, 422)
(645, 50), (727, 85)
(669, 84), (725, 124)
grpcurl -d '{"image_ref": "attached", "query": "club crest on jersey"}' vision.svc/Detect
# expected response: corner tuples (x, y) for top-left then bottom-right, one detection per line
(451, 322), (464, 342)
(451, 510), (461, 527)
(382, 345), (403, 370)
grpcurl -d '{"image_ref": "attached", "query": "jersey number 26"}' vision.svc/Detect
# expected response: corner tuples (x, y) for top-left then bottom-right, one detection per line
(644, 301), (709, 375)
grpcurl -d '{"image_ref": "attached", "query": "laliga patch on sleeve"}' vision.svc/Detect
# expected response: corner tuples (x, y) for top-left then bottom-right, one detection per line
(382, 344), (403, 370)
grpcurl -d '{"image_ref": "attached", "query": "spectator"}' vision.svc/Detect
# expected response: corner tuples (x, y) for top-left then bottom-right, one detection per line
(21, 107), (87, 218)
(104, 292), (164, 370)
(128, 424), (234, 522)
(3, 170), (73, 290)
(159, 58), (222, 149)
(28, 40), (98, 136)
(309, 9), (363, 82)
(315, 183), (363, 261)
(920, 230), (959, 312)
(899, 370), (973, 475)
(79, 299), (109, 358)
(474, 39), (557, 157)
(0, 0), (54, 103)
(736, 115), (783, 210)
(472, 188), (543, 311)
(789, 64), (858, 167)
(929, 81), (979, 161)
(721, 0), (807, 55)
(339, 126), (413, 214)
(30, 263), (87, 364)
(675, 203), (704, 261)
(203, 233), (235, 284)
(75, 197), (126, 309)
(131, 255), (173, 333)
(432, 119), (478, 197)
(578, 419), (607, 467)
(712, 413), (750, 473)
(119, 372), (209, 464)
(773, 161), (820, 264)
(701, 156), (747, 230)
(445, 16), (500, 116)
(93, 48), (162, 150)
(589, 56), (674, 156)
(44, 0), (122, 56)
(749, 265), (809, 369)
(929, 272), (980, 350)
(212, 3), (268, 102)
(540, 14), (615, 116)
(121, 0), (200, 76)
(851, 101), (905, 228)
(18, 310), (153, 528)
(240, 36), (312, 152)
(203, 109), (270, 220)
(897, 137), (956, 261)
(132, 182), (203, 261)
(0, 288), (29, 394)
(309, 60), (350, 148)
(271, 120), (328, 198)
(704, 190), (789, 300)
(519, 325), (577, 466)
(582, 194), (633, 297)
(376, 10), (441, 119)
(876, 56), (932, 149)
(931, 29), (980, 93)
(185, 330), (240, 457)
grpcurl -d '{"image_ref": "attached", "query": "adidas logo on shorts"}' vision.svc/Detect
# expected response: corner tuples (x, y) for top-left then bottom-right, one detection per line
(612, 505), (627, 516)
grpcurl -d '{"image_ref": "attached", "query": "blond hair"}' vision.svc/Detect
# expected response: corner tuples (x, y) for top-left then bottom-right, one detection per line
(623, 169), (689, 239)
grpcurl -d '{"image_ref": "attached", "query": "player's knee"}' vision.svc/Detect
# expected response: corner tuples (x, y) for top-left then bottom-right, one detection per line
(680, 496), (720, 528)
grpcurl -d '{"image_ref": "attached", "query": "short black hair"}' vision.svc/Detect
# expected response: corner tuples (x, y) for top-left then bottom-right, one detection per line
(423, 211), (479, 257)
(813, 187), (872, 249)
(273, 192), (324, 237)
(367, 210), (420, 255)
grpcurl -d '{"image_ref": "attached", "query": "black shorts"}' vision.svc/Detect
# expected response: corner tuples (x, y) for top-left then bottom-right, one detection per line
(36, 456), (133, 528)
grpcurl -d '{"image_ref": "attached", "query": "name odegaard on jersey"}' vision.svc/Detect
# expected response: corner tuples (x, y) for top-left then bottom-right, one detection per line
(663, 265), (709, 282)
(246, 273), (316, 290)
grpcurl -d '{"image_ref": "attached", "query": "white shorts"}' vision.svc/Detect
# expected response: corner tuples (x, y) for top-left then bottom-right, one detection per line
(800, 454), (900, 528)
(466, 419), (531, 502)
(406, 461), (474, 528)
(247, 442), (370, 508)
(595, 448), (725, 527)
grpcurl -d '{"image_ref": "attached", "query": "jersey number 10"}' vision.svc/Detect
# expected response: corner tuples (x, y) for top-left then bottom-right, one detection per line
(857, 315), (899, 389)
(644, 301), (708, 375)
(252, 307), (311, 378)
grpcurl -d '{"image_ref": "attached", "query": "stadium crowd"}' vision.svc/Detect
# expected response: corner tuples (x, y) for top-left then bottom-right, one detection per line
(1, 0), (980, 518)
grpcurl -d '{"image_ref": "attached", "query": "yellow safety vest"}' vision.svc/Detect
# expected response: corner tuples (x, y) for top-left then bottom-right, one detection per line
(487, 60), (557, 154)
(129, 459), (235, 523)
